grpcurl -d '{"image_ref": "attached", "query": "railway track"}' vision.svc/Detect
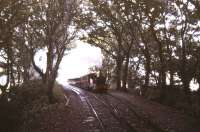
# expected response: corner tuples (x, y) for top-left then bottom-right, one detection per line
(105, 93), (166, 132)
(86, 91), (165, 132)
(68, 85), (164, 132)
(88, 93), (137, 132)
(69, 86), (131, 132)
(68, 86), (106, 132)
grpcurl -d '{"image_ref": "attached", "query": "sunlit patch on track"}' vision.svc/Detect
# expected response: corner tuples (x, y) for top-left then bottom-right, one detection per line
(68, 85), (106, 132)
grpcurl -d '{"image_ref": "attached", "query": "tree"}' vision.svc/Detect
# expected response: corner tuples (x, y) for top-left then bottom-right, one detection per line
(0, 0), (34, 99)
(77, 0), (144, 91)
(23, 0), (78, 103)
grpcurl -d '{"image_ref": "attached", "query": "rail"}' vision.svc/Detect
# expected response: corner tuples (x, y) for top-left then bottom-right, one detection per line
(88, 93), (137, 132)
(68, 85), (106, 132)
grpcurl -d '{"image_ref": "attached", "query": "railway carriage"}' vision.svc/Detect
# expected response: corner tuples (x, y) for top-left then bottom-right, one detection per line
(68, 72), (107, 92)
(68, 73), (96, 90)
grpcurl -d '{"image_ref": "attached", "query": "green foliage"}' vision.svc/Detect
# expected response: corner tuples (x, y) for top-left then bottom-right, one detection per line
(78, 0), (200, 117)
(0, 0), (79, 102)
(10, 80), (65, 132)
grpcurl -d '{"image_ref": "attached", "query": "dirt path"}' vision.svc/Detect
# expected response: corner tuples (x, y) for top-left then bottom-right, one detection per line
(109, 91), (200, 132)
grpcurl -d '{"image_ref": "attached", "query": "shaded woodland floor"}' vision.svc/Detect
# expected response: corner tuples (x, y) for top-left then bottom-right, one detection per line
(0, 81), (200, 132)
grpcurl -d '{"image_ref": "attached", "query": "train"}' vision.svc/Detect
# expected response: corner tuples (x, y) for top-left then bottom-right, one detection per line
(68, 72), (107, 92)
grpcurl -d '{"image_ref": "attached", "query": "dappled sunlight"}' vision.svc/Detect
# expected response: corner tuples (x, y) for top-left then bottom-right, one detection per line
(0, 75), (7, 86)
(34, 48), (47, 72)
(190, 79), (199, 91)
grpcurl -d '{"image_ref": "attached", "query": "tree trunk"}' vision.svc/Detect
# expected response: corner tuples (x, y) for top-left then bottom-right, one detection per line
(30, 49), (45, 82)
(169, 70), (174, 86)
(116, 56), (123, 90)
(182, 77), (191, 94)
(46, 45), (65, 103)
(23, 67), (29, 83)
(10, 63), (15, 87)
(139, 29), (151, 96)
(143, 43), (151, 96)
(21, 45), (30, 83)
(46, 63), (61, 103)
(46, 77), (56, 103)
(122, 54), (130, 91)
(144, 58), (150, 86)
(157, 44), (165, 87)
(158, 42), (166, 88)
(150, 23), (166, 102)
(179, 34), (191, 95)
(150, 22), (166, 88)
(0, 44), (10, 99)
(181, 45), (190, 94)
(17, 66), (21, 85)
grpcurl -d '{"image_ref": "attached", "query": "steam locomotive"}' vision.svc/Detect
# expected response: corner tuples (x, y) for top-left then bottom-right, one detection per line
(68, 73), (107, 92)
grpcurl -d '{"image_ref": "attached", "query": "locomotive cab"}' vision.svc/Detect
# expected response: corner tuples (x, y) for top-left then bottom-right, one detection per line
(93, 71), (107, 93)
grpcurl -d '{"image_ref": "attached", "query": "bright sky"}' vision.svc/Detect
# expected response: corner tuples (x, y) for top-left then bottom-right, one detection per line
(56, 40), (102, 84)
(0, 40), (102, 86)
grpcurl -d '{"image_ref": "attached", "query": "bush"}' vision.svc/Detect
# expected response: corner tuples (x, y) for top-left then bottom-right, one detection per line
(15, 80), (65, 132)
(144, 85), (200, 119)
(0, 99), (22, 132)
(0, 80), (65, 132)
